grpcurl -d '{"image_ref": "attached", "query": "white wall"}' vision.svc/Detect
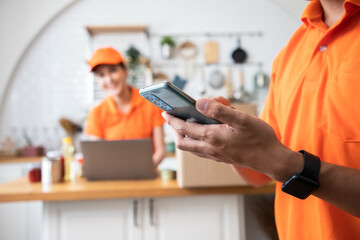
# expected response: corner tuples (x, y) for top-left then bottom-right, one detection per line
(0, 0), (75, 107)
(0, 0), (308, 151)
(271, 0), (308, 19)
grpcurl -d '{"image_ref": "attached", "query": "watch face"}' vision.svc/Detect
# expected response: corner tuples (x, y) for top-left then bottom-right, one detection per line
(281, 175), (319, 199)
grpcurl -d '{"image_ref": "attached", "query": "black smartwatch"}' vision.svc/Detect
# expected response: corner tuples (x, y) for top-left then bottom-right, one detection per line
(281, 150), (321, 199)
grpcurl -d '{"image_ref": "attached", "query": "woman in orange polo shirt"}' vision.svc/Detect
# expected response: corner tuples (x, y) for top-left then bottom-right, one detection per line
(85, 47), (166, 167)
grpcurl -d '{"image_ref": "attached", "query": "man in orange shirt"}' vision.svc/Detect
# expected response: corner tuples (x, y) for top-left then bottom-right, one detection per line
(163, 0), (360, 239)
(85, 47), (166, 167)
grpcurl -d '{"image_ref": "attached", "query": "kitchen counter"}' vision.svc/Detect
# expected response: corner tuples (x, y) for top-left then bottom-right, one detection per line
(0, 174), (276, 240)
(0, 156), (42, 164)
(0, 177), (275, 203)
(0, 157), (276, 240)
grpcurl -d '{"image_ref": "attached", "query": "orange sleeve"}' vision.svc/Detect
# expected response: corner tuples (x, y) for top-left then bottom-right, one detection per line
(84, 107), (104, 138)
(259, 57), (281, 140)
(232, 165), (272, 187)
(151, 105), (165, 128)
(231, 56), (283, 186)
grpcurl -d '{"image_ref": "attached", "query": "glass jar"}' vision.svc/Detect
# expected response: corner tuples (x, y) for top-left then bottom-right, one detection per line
(28, 163), (41, 183)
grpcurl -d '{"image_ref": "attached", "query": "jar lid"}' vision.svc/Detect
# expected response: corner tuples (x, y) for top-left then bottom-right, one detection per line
(46, 150), (62, 159)
(62, 137), (72, 144)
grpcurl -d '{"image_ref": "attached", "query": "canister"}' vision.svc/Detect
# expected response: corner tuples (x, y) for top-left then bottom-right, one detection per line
(41, 155), (63, 187)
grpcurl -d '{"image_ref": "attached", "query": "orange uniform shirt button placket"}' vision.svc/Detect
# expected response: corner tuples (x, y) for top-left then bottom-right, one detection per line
(319, 44), (327, 52)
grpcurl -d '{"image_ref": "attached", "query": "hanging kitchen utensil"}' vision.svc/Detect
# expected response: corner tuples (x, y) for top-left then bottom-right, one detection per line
(231, 38), (247, 64)
(253, 62), (269, 90)
(253, 66), (270, 101)
(153, 71), (169, 83)
(178, 41), (198, 82)
(224, 67), (234, 99)
(204, 41), (219, 64)
(198, 67), (206, 96)
(208, 69), (225, 89)
(233, 69), (251, 103)
(178, 41), (198, 60)
(254, 70), (269, 89)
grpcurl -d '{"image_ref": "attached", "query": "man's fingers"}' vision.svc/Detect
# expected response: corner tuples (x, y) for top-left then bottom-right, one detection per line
(174, 132), (228, 164)
(173, 130), (213, 155)
(213, 96), (231, 106)
(162, 112), (209, 140)
(196, 98), (250, 129)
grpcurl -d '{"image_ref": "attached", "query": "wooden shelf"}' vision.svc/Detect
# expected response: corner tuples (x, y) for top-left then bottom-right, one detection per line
(0, 156), (42, 164)
(85, 25), (149, 36)
(150, 31), (263, 38)
(152, 61), (263, 69)
(85, 26), (262, 41)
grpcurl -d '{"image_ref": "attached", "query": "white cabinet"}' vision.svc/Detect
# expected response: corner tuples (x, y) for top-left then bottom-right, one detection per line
(0, 163), (42, 240)
(144, 195), (245, 240)
(0, 162), (28, 184)
(43, 195), (245, 240)
(43, 199), (140, 240)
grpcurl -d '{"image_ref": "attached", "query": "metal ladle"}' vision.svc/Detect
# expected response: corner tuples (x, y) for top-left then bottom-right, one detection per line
(233, 69), (251, 103)
(198, 68), (206, 96)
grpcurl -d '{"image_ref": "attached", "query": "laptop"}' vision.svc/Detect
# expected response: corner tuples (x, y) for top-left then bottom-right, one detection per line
(81, 138), (157, 181)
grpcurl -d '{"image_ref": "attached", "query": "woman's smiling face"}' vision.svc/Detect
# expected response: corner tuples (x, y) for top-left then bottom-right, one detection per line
(95, 64), (128, 97)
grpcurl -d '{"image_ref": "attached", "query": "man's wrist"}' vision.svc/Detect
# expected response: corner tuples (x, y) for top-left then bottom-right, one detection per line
(271, 149), (304, 182)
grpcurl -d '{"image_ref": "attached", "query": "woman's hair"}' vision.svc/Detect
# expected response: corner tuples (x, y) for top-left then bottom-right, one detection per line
(93, 63), (127, 73)
(118, 62), (127, 71)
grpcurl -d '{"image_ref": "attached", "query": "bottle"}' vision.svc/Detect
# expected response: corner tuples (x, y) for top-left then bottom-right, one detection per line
(77, 157), (84, 178)
(74, 152), (84, 178)
(62, 137), (75, 181)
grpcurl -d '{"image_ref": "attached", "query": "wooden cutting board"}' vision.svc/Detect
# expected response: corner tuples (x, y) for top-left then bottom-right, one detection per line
(204, 41), (219, 64)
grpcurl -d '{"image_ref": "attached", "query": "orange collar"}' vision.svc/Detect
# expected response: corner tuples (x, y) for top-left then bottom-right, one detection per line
(301, 0), (360, 28)
(106, 86), (143, 115)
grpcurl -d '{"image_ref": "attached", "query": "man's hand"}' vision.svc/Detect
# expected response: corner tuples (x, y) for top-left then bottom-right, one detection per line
(162, 98), (303, 182)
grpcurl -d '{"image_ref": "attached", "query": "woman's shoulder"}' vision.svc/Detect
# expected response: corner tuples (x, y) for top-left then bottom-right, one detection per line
(130, 86), (154, 109)
(88, 97), (112, 116)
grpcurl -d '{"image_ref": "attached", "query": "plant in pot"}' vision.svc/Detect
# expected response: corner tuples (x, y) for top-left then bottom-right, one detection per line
(126, 46), (142, 85)
(160, 36), (176, 59)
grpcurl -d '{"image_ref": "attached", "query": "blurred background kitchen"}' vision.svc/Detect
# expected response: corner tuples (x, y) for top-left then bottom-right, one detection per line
(0, 0), (307, 240)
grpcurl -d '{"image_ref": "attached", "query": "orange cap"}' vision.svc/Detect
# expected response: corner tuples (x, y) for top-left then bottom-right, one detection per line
(88, 47), (125, 72)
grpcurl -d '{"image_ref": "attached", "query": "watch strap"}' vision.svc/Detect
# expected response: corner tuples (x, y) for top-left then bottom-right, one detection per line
(298, 150), (321, 182)
(281, 150), (321, 199)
